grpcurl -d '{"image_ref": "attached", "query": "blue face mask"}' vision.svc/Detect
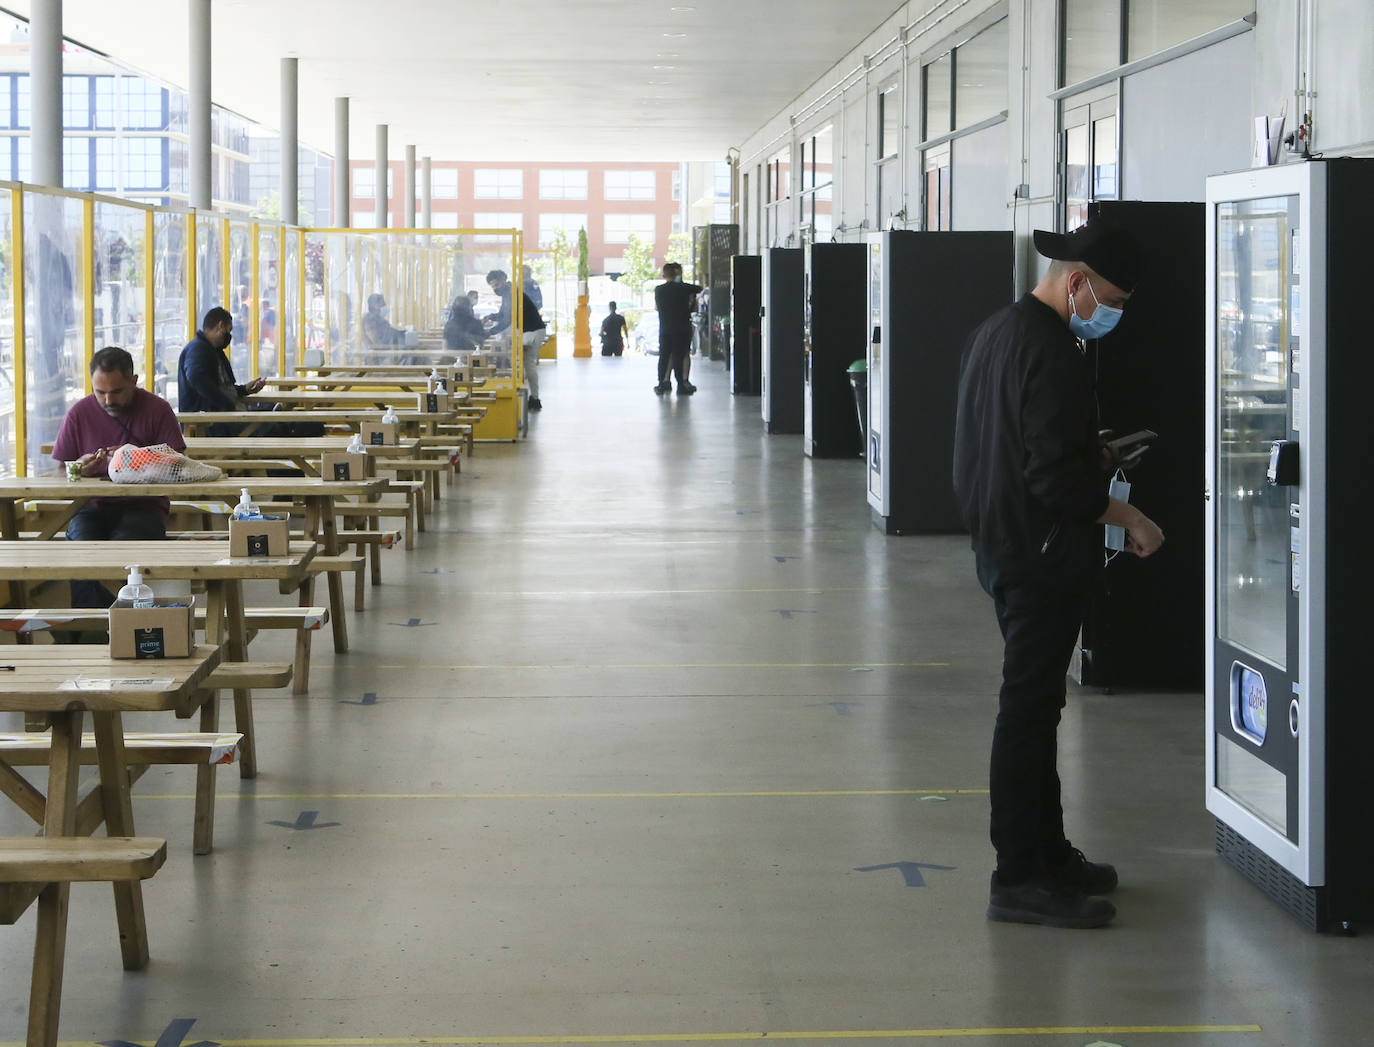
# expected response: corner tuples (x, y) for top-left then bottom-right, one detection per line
(1068, 276), (1124, 340)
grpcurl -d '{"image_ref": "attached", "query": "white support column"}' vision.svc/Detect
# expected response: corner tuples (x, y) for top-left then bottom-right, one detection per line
(188, 0), (212, 210)
(375, 124), (388, 229)
(280, 57), (298, 226)
(29, 0), (62, 188)
(421, 156), (433, 229)
(404, 145), (417, 228)
(333, 97), (350, 228)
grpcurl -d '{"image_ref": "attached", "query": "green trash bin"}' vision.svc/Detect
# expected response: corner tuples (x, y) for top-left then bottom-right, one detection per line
(846, 359), (868, 448)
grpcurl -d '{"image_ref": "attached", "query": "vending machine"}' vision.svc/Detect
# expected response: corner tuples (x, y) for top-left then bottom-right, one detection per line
(730, 255), (762, 395)
(1205, 159), (1374, 931)
(761, 247), (804, 434)
(866, 230), (1012, 533)
(803, 242), (866, 458)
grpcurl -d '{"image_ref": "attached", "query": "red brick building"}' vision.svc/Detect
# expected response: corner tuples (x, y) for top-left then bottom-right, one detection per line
(347, 160), (683, 275)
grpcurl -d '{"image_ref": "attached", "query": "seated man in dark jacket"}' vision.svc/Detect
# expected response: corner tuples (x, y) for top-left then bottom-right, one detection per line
(177, 306), (264, 433)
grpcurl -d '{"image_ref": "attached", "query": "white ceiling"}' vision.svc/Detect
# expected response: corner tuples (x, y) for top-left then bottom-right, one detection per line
(7, 0), (903, 161)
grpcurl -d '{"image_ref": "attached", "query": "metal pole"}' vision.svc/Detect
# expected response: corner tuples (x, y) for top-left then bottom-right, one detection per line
(29, 0), (62, 187)
(375, 124), (388, 229)
(333, 96), (350, 227)
(421, 156), (433, 229)
(188, 0), (212, 210)
(404, 145), (417, 229)
(281, 57), (299, 226)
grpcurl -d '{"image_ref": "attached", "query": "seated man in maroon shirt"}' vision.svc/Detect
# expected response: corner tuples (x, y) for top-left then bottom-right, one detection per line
(50, 346), (187, 606)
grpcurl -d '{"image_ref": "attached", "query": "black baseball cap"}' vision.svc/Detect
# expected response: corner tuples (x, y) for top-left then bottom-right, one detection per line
(1033, 218), (1143, 294)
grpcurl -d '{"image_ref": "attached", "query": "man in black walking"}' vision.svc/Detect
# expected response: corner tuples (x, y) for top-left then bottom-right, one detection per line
(652, 262), (701, 395)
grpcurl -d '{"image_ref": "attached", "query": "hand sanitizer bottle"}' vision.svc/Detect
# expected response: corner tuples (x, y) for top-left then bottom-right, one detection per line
(346, 433), (366, 455)
(381, 405), (399, 425)
(232, 488), (260, 520)
(117, 565), (155, 608)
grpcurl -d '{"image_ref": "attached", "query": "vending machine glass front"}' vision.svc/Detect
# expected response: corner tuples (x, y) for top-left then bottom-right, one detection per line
(1213, 193), (1300, 839)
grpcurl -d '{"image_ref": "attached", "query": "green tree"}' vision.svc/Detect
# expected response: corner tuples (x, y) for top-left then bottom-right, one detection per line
(665, 231), (695, 283)
(618, 233), (658, 299)
(577, 227), (590, 282)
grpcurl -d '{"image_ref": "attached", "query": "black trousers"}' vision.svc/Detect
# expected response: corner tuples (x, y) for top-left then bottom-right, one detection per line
(658, 335), (690, 386)
(975, 549), (1092, 880)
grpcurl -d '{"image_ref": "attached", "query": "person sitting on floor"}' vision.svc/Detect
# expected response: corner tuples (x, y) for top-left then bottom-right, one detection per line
(50, 346), (186, 606)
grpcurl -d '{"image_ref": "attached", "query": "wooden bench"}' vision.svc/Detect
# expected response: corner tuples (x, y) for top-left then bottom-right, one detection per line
(307, 553), (366, 616)
(0, 836), (167, 1047)
(0, 732), (242, 855)
(0, 606), (328, 698)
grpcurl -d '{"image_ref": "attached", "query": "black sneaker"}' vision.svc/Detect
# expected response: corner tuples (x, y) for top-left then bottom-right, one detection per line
(677, 382), (697, 395)
(986, 872), (1116, 928)
(528, 397), (543, 411)
(654, 383), (671, 395)
(1043, 847), (1118, 895)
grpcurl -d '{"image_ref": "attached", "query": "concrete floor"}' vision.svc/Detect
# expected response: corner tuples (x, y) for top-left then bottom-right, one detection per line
(2, 353), (1372, 1047)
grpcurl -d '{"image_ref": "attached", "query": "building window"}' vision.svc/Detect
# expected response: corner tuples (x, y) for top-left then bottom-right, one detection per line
(672, 213), (682, 233)
(924, 52), (953, 139)
(767, 150), (790, 202)
(63, 76), (91, 130)
(15, 75), (30, 129)
(431, 169), (459, 199)
(474, 211), (523, 242)
(474, 168), (523, 199)
(63, 136), (90, 189)
(123, 137), (165, 190)
(955, 18), (1009, 128)
(431, 211), (460, 229)
(604, 213), (656, 243)
(354, 168), (375, 199)
(604, 170), (656, 201)
(672, 168), (681, 201)
(1063, 0), (1250, 86)
(539, 169), (587, 200)
(94, 137), (115, 190)
(924, 146), (951, 230)
(879, 85), (900, 159)
(1062, 94), (1118, 230)
(800, 126), (833, 237)
(93, 76), (115, 130)
(0, 77), (10, 130)
(121, 77), (166, 131)
(538, 212), (587, 245)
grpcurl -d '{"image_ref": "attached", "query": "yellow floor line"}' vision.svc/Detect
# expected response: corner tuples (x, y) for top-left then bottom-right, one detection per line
(135, 788), (989, 802)
(35, 1024), (1259, 1046)
(365, 662), (951, 671)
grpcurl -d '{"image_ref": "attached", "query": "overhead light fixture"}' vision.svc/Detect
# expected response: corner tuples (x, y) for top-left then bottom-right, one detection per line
(653, 64), (676, 70)
(671, 5), (697, 10)
(663, 31), (687, 38)
(656, 52), (681, 58)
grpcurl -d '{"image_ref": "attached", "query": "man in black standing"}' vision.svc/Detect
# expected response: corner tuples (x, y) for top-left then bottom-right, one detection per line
(653, 262), (701, 395)
(600, 301), (628, 357)
(953, 218), (1164, 929)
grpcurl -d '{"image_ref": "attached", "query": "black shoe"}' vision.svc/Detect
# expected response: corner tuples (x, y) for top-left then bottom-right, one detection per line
(528, 397), (542, 411)
(986, 872), (1116, 928)
(677, 382), (697, 395)
(654, 383), (671, 395)
(1043, 846), (1118, 895)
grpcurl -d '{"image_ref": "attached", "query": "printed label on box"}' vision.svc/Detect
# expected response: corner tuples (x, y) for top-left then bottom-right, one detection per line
(134, 626), (166, 659)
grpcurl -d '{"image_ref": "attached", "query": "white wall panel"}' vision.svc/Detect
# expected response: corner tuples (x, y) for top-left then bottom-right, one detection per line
(952, 119), (1011, 229)
(1122, 32), (1254, 201)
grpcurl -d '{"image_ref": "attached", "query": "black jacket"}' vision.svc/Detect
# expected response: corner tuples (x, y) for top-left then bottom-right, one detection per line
(654, 280), (702, 345)
(177, 332), (242, 413)
(952, 294), (1108, 569)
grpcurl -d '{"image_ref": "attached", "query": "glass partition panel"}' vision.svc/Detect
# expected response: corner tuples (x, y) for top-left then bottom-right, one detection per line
(92, 199), (147, 382)
(226, 219), (252, 377)
(281, 228), (299, 375)
(256, 224), (280, 377)
(194, 214), (224, 344)
(0, 186), (14, 477)
(23, 190), (84, 476)
(153, 210), (189, 407)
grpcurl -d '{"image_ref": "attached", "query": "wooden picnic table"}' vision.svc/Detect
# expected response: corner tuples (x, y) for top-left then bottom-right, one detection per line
(0, 539), (316, 780)
(0, 476), (383, 662)
(247, 389), (468, 409)
(176, 408), (470, 440)
(0, 643), (222, 1047)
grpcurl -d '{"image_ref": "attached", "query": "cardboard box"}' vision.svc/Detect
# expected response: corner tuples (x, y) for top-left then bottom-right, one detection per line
(417, 391), (452, 414)
(321, 451), (373, 481)
(229, 515), (290, 557)
(110, 597), (195, 660)
(360, 421), (401, 446)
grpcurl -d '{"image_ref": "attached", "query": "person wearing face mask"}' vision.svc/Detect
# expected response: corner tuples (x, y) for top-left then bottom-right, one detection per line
(52, 346), (187, 606)
(952, 218), (1165, 930)
(177, 306), (270, 436)
(362, 293), (406, 351)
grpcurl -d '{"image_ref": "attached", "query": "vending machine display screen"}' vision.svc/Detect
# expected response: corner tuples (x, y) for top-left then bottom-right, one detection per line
(1230, 661), (1268, 745)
